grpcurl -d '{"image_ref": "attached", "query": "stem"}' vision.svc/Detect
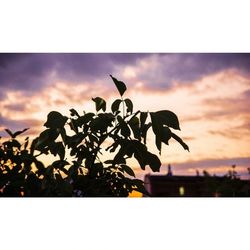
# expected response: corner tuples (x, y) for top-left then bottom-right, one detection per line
(121, 97), (125, 118)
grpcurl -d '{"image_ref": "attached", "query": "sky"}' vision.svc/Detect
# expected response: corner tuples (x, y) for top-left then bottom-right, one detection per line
(0, 53), (250, 179)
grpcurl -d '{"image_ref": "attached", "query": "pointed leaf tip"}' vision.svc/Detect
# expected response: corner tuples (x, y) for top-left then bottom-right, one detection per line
(110, 75), (127, 96)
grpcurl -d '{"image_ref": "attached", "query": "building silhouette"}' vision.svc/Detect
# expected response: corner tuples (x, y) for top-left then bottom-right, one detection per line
(144, 165), (250, 197)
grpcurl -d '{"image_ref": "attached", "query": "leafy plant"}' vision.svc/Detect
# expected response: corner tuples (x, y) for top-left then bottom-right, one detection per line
(0, 75), (188, 197)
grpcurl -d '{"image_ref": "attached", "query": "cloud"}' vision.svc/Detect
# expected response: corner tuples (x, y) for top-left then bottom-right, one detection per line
(208, 119), (250, 140)
(0, 53), (149, 98)
(3, 103), (27, 112)
(171, 157), (250, 176)
(117, 53), (250, 91)
(1, 53), (250, 99)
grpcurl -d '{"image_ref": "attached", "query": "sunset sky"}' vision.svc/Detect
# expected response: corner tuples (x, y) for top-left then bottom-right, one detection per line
(1, 53), (250, 179)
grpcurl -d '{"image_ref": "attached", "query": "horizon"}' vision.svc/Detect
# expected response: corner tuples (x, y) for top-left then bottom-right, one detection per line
(0, 53), (250, 180)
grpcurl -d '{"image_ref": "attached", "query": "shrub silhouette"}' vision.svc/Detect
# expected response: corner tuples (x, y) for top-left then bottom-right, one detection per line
(0, 75), (189, 197)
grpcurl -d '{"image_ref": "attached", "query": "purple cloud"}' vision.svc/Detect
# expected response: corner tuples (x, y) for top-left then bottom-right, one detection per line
(134, 53), (250, 90)
(1, 53), (250, 97)
(0, 53), (148, 96)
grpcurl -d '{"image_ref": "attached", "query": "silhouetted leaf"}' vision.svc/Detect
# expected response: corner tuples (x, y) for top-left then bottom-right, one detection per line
(141, 123), (151, 144)
(106, 140), (119, 153)
(69, 119), (79, 133)
(35, 160), (45, 175)
(140, 112), (148, 128)
(70, 108), (80, 117)
(104, 160), (114, 165)
(24, 137), (29, 149)
(111, 99), (122, 113)
(92, 97), (106, 112)
(171, 132), (189, 151)
(35, 129), (59, 149)
(128, 116), (140, 139)
(60, 128), (67, 145)
(128, 116), (140, 140)
(66, 133), (86, 148)
(120, 122), (131, 138)
(133, 141), (148, 170)
(5, 139), (21, 149)
(76, 113), (95, 127)
(120, 164), (135, 177)
(150, 112), (162, 153)
(110, 75), (127, 96)
(132, 179), (149, 195)
(52, 160), (70, 170)
(44, 111), (68, 129)
(124, 98), (133, 114)
(146, 152), (161, 172)
(5, 129), (14, 138)
(155, 110), (180, 130)
(12, 128), (29, 138)
(162, 127), (172, 145)
(30, 137), (38, 155)
(57, 142), (65, 160)
(59, 167), (69, 176)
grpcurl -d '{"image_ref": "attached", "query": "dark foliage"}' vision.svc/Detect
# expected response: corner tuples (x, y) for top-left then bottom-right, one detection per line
(0, 76), (188, 197)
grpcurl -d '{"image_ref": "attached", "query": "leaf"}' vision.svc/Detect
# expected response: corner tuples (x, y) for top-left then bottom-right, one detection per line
(30, 137), (39, 155)
(134, 150), (146, 170)
(104, 160), (114, 165)
(92, 97), (106, 112)
(133, 141), (148, 170)
(69, 108), (80, 117)
(128, 116), (140, 139)
(9, 139), (21, 149)
(150, 112), (162, 153)
(120, 123), (131, 138)
(155, 110), (180, 130)
(35, 160), (45, 175)
(141, 123), (151, 144)
(66, 133), (86, 148)
(140, 112), (148, 128)
(76, 113), (95, 127)
(110, 75), (127, 96)
(150, 112), (177, 153)
(117, 116), (131, 138)
(162, 127), (172, 145)
(44, 111), (68, 129)
(120, 164), (135, 177)
(146, 152), (161, 172)
(106, 141), (119, 153)
(60, 128), (67, 145)
(90, 117), (109, 133)
(69, 119), (79, 133)
(24, 137), (29, 149)
(124, 98), (133, 114)
(57, 142), (65, 160)
(12, 128), (29, 138)
(132, 179), (149, 196)
(5, 129), (14, 138)
(52, 160), (70, 170)
(171, 132), (189, 151)
(35, 129), (59, 149)
(111, 99), (122, 114)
